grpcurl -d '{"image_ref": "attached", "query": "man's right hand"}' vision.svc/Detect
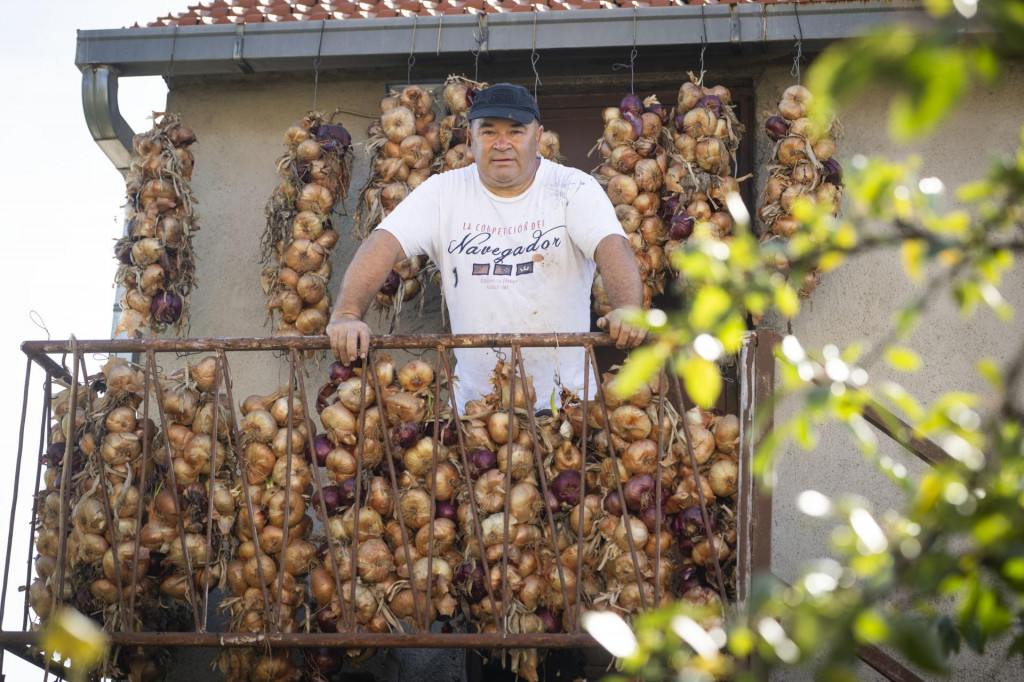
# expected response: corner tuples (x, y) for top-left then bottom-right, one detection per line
(327, 314), (371, 365)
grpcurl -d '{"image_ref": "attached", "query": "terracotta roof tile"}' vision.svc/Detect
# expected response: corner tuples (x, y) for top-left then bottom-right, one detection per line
(143, 0), (845, 27)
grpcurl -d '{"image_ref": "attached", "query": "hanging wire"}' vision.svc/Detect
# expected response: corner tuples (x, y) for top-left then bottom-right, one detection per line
(530, 11), (541, 98)
(167, 24), (179, 88)
(436, 14), (444, 56)
(407, 15), (418, 85)
(611, 8), (638, 94)
(471, 16), (487, 82)
(791, 3), (805, 85)
(312, 20), (326, 110)
(699, 4), (708, 76)
(29, 311), (51, 341)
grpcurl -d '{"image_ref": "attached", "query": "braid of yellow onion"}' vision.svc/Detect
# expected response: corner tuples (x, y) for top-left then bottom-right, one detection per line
(218, 384), (313, 682)
(115, 113), (199, 337)
(261, 111), (353, 339)
(660, 73), (747, 281)
(590, 93), (672, 315)
(757, 84), (844, 311)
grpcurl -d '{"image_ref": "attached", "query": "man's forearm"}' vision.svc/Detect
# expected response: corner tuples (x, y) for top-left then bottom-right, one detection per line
(330, 230), (405, 320)
(594, 235), (643, 309)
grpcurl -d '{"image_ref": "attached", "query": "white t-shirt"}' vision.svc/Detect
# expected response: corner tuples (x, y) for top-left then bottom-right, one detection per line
(378, 158), (625, 409)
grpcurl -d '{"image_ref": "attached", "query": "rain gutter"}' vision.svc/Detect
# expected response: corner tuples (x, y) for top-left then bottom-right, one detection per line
(76, 1), (946, 173)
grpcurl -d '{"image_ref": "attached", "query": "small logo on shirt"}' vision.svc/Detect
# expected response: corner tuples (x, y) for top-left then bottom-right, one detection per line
(516, 262), (534, 276)
(494, 264), (513, 276)
(472, 263), (490, 276)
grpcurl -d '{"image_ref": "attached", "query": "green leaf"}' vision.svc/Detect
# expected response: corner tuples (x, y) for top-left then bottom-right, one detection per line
(976, 358), (1004, 392)
(884, 346), (922, 372)
(888, 618), (950, 673)
(690, 286), (733, 330)
(681, 355), (722, 409)
(900, 239), (927, 284)
(972, 514), (1013, 546)
(614, 342), (670, 399)
(893, 298), (925, 338)
(853, 609), (889, 645)
(774, 284), (800, 319)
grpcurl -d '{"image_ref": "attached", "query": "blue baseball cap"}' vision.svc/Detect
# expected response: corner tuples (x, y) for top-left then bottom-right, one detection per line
(467, 83), (540, 125)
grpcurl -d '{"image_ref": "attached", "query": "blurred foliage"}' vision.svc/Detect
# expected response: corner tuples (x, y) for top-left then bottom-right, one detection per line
(606, 0), (1024, 678)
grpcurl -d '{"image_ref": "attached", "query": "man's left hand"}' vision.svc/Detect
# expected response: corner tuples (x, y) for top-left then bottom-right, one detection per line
(597, 307), (647, 349)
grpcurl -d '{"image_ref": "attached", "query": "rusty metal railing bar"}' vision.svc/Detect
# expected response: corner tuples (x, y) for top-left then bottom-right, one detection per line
(369, 349), (424, 630)
(217, 351), (276, 632)
(200, 356), (223, 632)
(0, 631), (599, 649)
(278, 352), (297, 632)
(0, 357), (33, 672)
(146, 350), (203, 633)
(80, 351), (131, 633)
(669, 371), (729, 608)
(22, 369), (50, 633)
(513, 347), (572, 630)
(293, 354), (349, 636)
(348, 356), (371, 633)
(438, 352), (500, 633)
(425, 346), (443, 634)
(653, 368), (667, 607)
(585, 346), (647, 609)
(22, 334), (619, 359)
(500, 346), (517, 636)
(53, 340), (82, 619)
(574, 351), (589, 632)
(128, 361), (153, 631)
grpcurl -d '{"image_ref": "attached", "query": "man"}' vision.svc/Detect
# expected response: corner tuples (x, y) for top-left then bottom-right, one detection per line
(327, 83), (645, 406)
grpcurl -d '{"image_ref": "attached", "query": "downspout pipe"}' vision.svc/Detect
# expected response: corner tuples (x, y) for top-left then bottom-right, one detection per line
(81, 65), (136, 177)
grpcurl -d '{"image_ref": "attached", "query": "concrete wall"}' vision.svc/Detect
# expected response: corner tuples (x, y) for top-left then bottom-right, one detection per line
(149, 55), (1024, 680)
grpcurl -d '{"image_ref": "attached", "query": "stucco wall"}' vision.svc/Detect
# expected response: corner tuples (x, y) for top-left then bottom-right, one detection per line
(149, 57), (1024, 680)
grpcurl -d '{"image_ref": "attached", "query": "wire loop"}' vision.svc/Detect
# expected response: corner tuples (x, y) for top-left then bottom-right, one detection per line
(313, 19), (326, 110)
(407, 15), (418, 85)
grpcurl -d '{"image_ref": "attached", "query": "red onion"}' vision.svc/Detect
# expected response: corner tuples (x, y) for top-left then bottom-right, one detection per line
(150, 291), (183, 324)
(677, 535), (693, 554)
(312, 433), (333, 467)
(622, 110), (644, 138)
(822, 158), (843, 185)
(435, 500), (458, 521)
(380, 271), (400, 296)
(603, 490), (623, 516)
(425, 419), (458, 446)
(467, 448), (497, 480)
(337, 478), (357, 507)
(696, 95), (722, 116)
(535, 408), (553, 418)
(639, 505), (666, 533)
(315, 608), (339, 633)
(316, 382), (338, 413)
(645, 100), (669, 124)
(623, 473), (656, 511)
(305, 647), (343, 675)
(619, 93), (643, 115)
(536, 608), (561, 634)
(328, 362), (355, 384)
(668, 213), (695, 241)
(676, 564), (700, 593)
(293, 162), (311, 183)
(314, 485), (344, 515)
(765, 115), (789, 142)
(391, 421), (421, 449)
(315, 123), (352, 150)
(44, 442), (66, 466)
(673, 111), (688, 133)
(454, 561), (486, 602)
(115, 240), (134, 265)
(659, 196), (680, 221)
(672, 505), (717, 538)
(550, 470), (582, 508)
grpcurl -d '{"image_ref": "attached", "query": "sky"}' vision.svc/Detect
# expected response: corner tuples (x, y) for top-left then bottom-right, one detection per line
(0, 2), (178, 677)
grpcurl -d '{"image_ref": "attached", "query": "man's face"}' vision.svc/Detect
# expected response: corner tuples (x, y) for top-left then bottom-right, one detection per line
(468, 117), (544, 195)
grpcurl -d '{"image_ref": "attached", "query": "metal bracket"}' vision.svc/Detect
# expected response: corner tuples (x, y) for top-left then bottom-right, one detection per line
(81, 65), (135, 176)
(233, 24), (255, 74)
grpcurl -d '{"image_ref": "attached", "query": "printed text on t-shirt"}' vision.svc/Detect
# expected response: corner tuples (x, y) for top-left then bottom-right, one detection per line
(447, 225), (564, 264)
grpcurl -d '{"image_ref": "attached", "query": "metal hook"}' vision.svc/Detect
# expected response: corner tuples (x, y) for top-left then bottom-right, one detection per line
(699, 4), (708, 75)
(471, 14), (488, 82)
(407, 16), (418, 86)
(530, 11), (541, 98)
(791, 3), (804, 85)
(313, 19), (326, 110)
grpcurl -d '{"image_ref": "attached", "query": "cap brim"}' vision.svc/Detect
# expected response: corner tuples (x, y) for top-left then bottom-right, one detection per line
(467, 107), (538, 125)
